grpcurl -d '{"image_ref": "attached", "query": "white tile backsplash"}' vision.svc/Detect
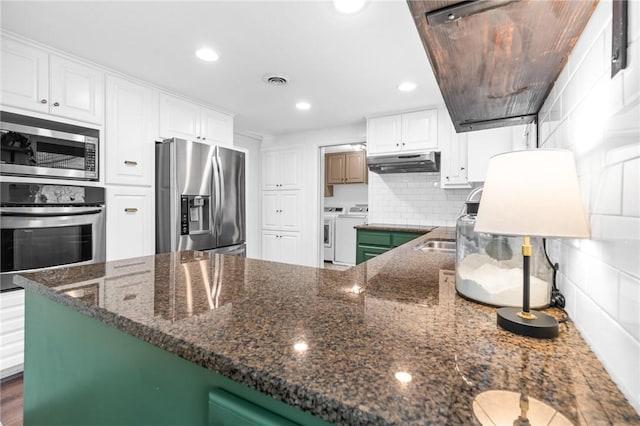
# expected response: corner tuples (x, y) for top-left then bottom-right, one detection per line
(619, 272), (640, 340)
(541, 0), (640, 414)
(592, 163), (623, 215)
(368, 172), (471, 226)
(623, 158), (640, 216)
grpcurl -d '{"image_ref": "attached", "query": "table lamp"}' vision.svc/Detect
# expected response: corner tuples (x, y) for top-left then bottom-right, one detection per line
(474, 149), (590, 338)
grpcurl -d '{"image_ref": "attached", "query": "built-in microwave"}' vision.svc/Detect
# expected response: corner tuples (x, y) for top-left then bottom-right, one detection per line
(0, 111), (98, 181)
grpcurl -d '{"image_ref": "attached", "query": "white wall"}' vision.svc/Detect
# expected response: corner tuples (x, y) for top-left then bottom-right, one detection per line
(368, 173), (471, 226)
(264, 123), (366, 267)
(539, 0), (640, 413)
(234, 132), (262, 259)
(324, 183), (368, 208)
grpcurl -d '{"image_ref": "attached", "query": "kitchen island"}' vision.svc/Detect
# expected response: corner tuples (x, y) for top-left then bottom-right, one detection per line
(16, 228), (640, 425)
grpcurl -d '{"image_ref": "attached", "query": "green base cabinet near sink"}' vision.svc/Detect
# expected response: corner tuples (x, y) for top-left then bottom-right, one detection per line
(355, 230), (423, 264)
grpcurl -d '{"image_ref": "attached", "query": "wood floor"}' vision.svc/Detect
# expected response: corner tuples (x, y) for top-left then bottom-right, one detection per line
(0, 374), (23, 426)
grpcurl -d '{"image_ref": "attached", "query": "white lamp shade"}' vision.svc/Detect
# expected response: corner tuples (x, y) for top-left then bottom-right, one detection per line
(475, 149), (590, 238)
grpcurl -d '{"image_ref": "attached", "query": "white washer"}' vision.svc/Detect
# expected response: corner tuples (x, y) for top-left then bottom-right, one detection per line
(323, 207), (344, 262)
(334, 205), (368, 266)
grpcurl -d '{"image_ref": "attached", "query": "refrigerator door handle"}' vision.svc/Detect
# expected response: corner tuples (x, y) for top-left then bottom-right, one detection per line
(213, 152), (224, 240)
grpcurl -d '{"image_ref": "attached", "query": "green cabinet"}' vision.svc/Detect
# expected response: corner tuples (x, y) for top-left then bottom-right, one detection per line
(356, 229), (422, 264)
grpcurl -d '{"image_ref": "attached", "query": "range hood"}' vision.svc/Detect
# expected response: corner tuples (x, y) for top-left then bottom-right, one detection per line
(367, 152), (440, 174)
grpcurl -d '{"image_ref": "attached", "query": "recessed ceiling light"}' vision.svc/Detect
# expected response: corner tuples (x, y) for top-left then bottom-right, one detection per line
(398, 82), (417, 92)
(195, 48), (219, 62)
(296, 102), (311, 110)
(333, 0), (367, 14)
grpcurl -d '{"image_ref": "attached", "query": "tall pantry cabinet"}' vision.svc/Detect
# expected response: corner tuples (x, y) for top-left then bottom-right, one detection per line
(261, 148), (302, 265)
(104, 75), (158, 261)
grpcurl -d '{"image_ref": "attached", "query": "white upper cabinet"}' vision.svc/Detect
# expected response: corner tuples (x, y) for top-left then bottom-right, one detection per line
(200, 107), (233, 147)
(262, 149), (302, 190)
(49, 55), (104, 124)
(158, 94), (199, 140)
(366, 115), (401, 154)
(159, 93), (233, 147)
(105, 75), (158, 186)
(401, 110), (438, 151)
(1, 37), (104, 124)
(441, 126), (470, 189)
(1, 38), (49, 113)
(367, 109), (438, 155)
(467, 125), (526, 182)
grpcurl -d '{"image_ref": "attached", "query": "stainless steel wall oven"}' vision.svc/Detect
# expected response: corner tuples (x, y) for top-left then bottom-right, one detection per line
(0, 182), (105, 291)
(1, 111), (99, 181)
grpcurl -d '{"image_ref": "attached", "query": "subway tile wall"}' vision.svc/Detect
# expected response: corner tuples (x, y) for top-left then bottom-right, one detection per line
(539, 0), (640, 414)
(367, 172), (472, 226)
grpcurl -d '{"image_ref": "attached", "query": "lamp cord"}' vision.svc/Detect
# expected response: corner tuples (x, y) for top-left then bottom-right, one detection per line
(542, 238), (566, 310)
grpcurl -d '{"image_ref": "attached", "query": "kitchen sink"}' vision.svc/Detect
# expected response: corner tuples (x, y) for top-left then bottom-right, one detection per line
(414, 239), (456, 254)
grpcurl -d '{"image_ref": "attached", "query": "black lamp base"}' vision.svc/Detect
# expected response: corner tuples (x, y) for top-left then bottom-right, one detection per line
(497, 307), (559, 339)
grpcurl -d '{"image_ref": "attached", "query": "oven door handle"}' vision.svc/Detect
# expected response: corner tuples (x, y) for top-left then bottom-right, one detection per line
(0, 206), (105, 216)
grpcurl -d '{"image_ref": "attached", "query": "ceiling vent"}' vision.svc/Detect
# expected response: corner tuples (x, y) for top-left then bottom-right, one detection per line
(262, 73), (289, 86)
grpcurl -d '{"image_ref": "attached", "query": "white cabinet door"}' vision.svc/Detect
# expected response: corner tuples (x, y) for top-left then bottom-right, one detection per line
(200, 107), (233, 147)
(260, 231), (299, 264)
(261, 231), (279, 262)
(262, 149), (301, 190)
(401, 109), (438, 151)
(467, 126), (514, 182)
(262, 151), (279, 190)
(441, 120), (471, 189)
(262, 192), (279, 229)
(106, 187), (154, 261)
(278, 150), (302, 190)
(262, 191), (299, 231)
(279, 191), (299, 231)
(0, 290), (24, 379)
(0, 38), (48, 113)
(49, 55), (104, 124)
(159, 94), (199, 141)
(367, 115), (401, 155)
(278, 232), (300, 265)
(105, 76), (158, 186)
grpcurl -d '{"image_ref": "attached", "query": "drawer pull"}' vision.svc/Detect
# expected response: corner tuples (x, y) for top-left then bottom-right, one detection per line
(53, 102), (60, 107)
(40, 99), (48, 104)
(124, 208), (138, 213)
(124, 294), (137, 301)
(124, 160), (138, 166)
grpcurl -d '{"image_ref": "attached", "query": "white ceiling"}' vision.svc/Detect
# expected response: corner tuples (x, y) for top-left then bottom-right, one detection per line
(0, 1), (444, 137)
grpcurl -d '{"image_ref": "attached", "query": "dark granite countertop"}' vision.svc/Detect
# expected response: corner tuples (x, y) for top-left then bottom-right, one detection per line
(15, 228), (639, 425)
(354, 223), (434, 233)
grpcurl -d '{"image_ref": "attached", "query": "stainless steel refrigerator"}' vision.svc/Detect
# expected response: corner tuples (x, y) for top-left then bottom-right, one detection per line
(155, 139), (246, 256)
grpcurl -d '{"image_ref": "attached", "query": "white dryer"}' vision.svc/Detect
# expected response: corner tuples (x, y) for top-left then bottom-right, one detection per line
(323, 207), (344, 262)
(334, 204), (368, 266)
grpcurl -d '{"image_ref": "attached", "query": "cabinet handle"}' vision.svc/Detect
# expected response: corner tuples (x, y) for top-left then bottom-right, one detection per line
(446, 176), (450, 180)
(124, 160), (138, 166)
(202, 137), (206, 140)
(124, 208), (138, 213)
(396, 143), (399, 147)
(460, 167), (465, 170)
(40, 99), (48, 104)
(53, 102), (60, 107)
(196, 136), (201, 139)
(402, 142), (405, 146)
